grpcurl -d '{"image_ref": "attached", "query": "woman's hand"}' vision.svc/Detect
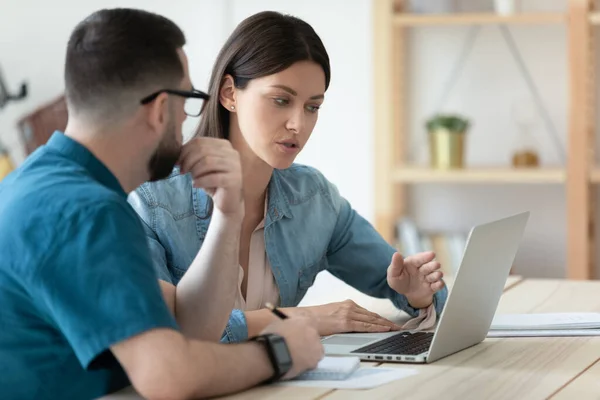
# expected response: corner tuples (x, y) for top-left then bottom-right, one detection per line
(290, 300), (402, 337)
(386, 251), (445, 309)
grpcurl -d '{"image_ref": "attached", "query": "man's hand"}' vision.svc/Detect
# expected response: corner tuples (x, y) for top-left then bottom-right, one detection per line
(260, 317), (324, 380)
(387, 252), (445, 309)
(178, 137), (243, 215)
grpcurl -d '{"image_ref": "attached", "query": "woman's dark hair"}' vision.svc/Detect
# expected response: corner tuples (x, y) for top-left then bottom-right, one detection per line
(196, 11), (331, 140)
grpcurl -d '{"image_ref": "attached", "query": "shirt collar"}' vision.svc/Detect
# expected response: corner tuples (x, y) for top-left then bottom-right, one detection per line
(266, 170), (294, 223)
(46, 131), (126, 197)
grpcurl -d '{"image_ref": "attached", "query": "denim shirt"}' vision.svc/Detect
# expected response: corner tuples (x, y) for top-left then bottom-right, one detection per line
(128, 164), (448, 343)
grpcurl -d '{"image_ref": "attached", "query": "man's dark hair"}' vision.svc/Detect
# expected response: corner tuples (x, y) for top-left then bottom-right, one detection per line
(64, 8), (186, 120)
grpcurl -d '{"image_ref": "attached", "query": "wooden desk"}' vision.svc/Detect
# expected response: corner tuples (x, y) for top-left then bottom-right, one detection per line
(218, 278), (600, 400)
(108, 276), (600, 400)
(103, 275), (524, 400)
(222, 275), (528, 400)
(499, 279), (600, 400)
(318, 279), (600, 400)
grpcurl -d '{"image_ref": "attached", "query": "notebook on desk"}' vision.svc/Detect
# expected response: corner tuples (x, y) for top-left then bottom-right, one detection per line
(293, 356), (360, 380)
(488, 312), (600, 337)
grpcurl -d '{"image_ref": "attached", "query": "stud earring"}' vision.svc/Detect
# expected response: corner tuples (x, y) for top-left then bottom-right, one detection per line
(230, 105), (235, 110)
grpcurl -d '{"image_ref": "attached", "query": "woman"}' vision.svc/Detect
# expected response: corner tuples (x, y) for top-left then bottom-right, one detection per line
(128, 11), (448, 343)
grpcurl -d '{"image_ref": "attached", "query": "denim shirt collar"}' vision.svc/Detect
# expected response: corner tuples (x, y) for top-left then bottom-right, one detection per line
(181, 167), (293, 224)
(266, 169), (293, 226)
(46, 131), (126, 198)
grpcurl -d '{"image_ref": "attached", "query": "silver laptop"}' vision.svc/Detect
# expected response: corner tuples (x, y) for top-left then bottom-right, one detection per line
(322, 211), (530, 364)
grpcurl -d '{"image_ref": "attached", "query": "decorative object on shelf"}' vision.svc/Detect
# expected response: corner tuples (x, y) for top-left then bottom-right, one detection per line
(0, 64), (27, 177)
(0, 139), (14, 182)
(17, 95), (67, 155)
(426, 114), (470, 169)
(0, 66), (27, 111)
(494, 0), (520, 15)
(511, 98), (540, 168)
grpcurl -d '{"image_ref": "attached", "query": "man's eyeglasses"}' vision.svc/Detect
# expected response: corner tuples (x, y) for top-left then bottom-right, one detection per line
(140, 88), (210, 117)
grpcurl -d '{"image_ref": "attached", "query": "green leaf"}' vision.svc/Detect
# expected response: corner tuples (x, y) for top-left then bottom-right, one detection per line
(426, 114), (470, 133)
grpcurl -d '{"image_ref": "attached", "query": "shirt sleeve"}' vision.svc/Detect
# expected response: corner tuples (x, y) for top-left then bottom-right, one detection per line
(324, 181), (448, 317)
(219, 309), (249, 343)
(33, 199), (179, 370)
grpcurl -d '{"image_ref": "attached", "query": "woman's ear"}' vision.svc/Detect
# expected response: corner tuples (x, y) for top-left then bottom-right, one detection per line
(219, 74), (236, 112)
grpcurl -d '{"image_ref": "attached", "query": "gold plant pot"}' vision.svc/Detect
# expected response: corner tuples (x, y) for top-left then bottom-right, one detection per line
(428, 128), (466, 169)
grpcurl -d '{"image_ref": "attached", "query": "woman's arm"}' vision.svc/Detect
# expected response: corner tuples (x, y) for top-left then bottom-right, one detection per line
(325, 190), (448, 317)
(243, 302), (402, 338)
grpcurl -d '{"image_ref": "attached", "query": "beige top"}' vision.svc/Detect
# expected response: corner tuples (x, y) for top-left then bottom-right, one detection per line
(234, 197), (280, 311)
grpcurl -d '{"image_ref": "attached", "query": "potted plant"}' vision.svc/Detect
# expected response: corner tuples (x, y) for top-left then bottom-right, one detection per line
(426, 114), (470, 169)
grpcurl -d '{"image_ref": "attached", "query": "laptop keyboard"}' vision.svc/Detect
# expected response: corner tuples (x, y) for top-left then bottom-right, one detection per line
(351, 331), (434, 355)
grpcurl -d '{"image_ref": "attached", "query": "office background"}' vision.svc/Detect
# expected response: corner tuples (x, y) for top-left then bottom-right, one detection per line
(0, 0), (590, 280)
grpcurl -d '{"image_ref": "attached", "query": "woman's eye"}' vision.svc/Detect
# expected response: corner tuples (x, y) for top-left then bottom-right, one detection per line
(306, 105), (321, 113)
(273, 98), (289, 106)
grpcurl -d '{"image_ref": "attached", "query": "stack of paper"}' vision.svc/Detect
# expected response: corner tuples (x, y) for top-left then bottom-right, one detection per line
(488, 312), (600, 337)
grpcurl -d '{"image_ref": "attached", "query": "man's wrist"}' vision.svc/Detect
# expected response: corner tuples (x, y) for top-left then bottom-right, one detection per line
(247, 340), (278, 382)
(249, 334), (293, 383)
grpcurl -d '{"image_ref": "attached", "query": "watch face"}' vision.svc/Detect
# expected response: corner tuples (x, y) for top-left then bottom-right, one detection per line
(271, 337), (292, 365)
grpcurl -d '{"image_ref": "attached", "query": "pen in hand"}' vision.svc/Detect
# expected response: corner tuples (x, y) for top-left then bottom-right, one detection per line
(265, 302), (288, 320)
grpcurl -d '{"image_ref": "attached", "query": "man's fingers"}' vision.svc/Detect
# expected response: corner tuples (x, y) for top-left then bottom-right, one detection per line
(180, 153), (227, 175)
(178, 146), (222, 173)
(178, 140), (235, 172)
(192, 172), (235, 189)
(186, 156), (237, 179)
(180, 137), (232, 158)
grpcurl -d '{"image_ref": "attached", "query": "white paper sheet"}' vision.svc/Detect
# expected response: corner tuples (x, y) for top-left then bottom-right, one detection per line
(273, 367), (418, 389)
(490, 313), (600, 330)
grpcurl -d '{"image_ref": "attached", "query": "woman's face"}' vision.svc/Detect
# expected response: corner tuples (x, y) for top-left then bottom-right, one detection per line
(225, 60), (326, 169)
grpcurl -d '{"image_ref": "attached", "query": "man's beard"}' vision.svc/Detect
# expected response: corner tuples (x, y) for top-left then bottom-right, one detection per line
(148, 119), (181, 182)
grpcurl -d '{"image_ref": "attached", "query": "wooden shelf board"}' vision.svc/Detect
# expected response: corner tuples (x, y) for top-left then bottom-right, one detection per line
(393, 12), (566, 26)
(393, 167), (566, 184)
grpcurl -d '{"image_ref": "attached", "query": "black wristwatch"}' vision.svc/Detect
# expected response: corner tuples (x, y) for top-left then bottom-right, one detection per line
(250, 333), (293, 382)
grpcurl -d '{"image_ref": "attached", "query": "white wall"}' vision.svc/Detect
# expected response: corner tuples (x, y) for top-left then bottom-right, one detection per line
(0, 0), (229, 160)
(1, 0), (375, 221)
(0, 0), (575, 278)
